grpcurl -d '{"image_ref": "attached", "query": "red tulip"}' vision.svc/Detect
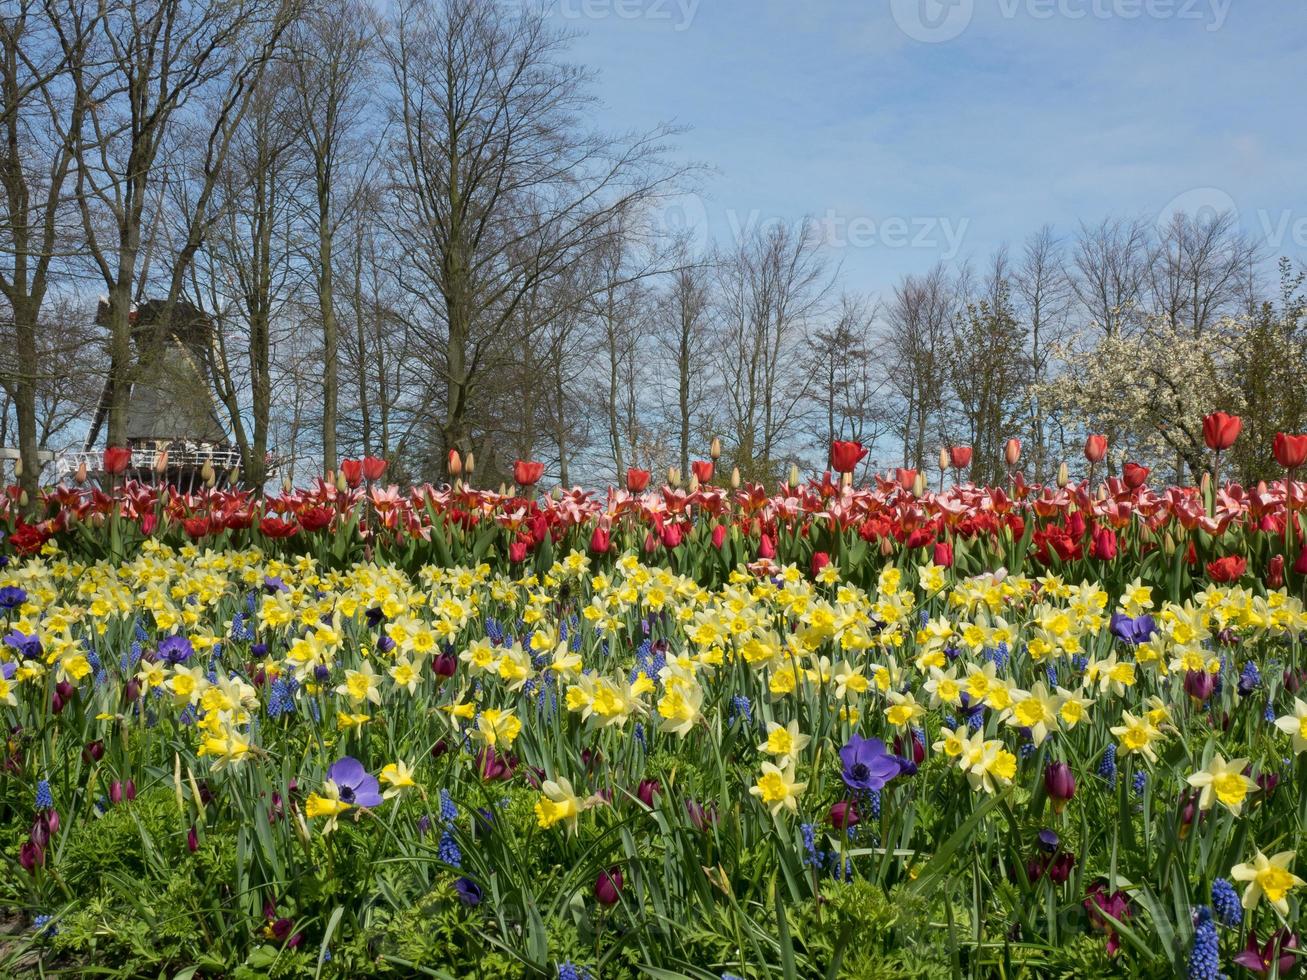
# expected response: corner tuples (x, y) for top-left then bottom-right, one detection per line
(103, 445), (132, 475)
(1122, 462), (1149, 489)
(895, 468), (917, 492)
(626, 467), (650, 492)
(660, 523), (683, 549)
(1004, 438), (1022, 467)
(1090, 526), (1117, 561)
(932, 540), (953, 567)
(1268, 555), (1285, 589)
(690, 460), (714, 484)
(182, 517), (211, 539)
(810, 551), (830, 577)
(1293, 544), (1307, 576)
(594, 867), (624, 906)
(589, 526), (610, 554)
(339, 459), (363, 487)
(362, 456), (387, 481)
(1084, 434), (1108, 464)
(258, 517), (298, 539)
(508, 540), (529, 563)
(1273, 433), (1307, 470)
(711, 524), (726, 549)
(949, 445), (972, 469)
(1202, 412), (1242, 452)
(829, 440), (869, 474)
(1206, 555), (1247, 583)
(513, 460), (544, 486)
(299, 507), (333, 532)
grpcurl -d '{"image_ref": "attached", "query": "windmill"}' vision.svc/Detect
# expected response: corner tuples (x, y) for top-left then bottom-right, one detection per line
(62, 299), (263, 491)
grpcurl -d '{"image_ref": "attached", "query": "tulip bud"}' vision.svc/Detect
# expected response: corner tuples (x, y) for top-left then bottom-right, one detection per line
(1184, 668), (1218, 703)
(879, 535), (894, 557)
(448, 450), (463, 477)
(709, 437), (721, 460)
(829, 801), (859, 829)
(912, 472), (926, 497)
(688, 474), (699, 493)
(1004, 438), (1022, 467)
(788, 463), (800, 489)
(1057, 462), (1069, 488)
(668, 466), (681, 487)
(938, 447), (949, 472)
(18, 490), (27, 508)
(730, 466), (741, 489)
(75, 461), (87, 484)
(201, 458), (215, 484)
(154, 450), (169, 474)
(1044, 762), (1076, 813)
(281, 475), (293, 495)
(187, 825), (199, 853)
(1200, 471), (1210, 496)
(335, 470), (348, 493)
(464, 452), (475, 475)
(13, 456), (21, 478)
(551, 486), (563, 502)
(711, 524), (726, 549)
(594, 866), (623, 906)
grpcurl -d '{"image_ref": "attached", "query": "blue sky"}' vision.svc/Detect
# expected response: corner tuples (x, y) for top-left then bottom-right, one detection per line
(552, 0), (1307, 299)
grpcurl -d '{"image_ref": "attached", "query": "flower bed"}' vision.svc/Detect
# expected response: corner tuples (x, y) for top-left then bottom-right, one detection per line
(1, 454), (1306, 977)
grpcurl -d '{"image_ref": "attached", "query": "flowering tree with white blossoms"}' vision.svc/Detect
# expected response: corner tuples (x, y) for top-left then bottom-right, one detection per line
(1039, 315), (1243, 480)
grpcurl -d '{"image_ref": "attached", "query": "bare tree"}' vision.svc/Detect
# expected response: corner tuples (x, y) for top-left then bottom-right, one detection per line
(381, 0), (688, 479)
(1012, 225), (1071, 479)
(61, 0), (299, 451)
(883, 262), (958, 471)
(1071, 215), (1150, 336)
(287, 0), (376, 474)
(0, 1), (90, 497)
(803, 292), (890, 477)
(1147, 209), (1262, 336)
(716, 220), (830, 483)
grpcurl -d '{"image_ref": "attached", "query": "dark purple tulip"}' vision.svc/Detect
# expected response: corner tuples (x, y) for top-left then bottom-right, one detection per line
(19, 839), (43, 873)
(1257, 770), (1280, 797)
(432, 652), (457, 679)
(109, 780), (123, 805)
(187, 826), (199, 852)
(455, 877), (482, 906)
(1184, 669), (1218, 702)
(431, 739), (450, 759)
(83, 740), (105, 763)
(581, 748), (603, 770)
(50, 691), (64, 714)
(594, 867), (623, 906)
(56, 680), (74, 702)
(476, 747), (513, 781)
(124, 678), (141, 703)
(269, 917), (295, 942)
(1044, 762), (1076, 812)
(42, 810), (58, 836)
(685, 798), (717, 832)
(29, 817), (49, 848)
(417, 814), (432, 838)
(636, 779), (661, 807)
(829, 801), (859, 829)
(1049, 851), (1076, 884)
(893, 734), (925, 765)
(838, 735), (900, 791)
(1234, 930), (1300, 976)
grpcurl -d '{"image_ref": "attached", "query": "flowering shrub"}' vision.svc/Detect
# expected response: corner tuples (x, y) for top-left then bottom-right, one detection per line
(1, 458), (1306, 976)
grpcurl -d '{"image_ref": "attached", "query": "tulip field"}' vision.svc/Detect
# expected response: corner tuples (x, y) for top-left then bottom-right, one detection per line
(3, 432), (1307, 978)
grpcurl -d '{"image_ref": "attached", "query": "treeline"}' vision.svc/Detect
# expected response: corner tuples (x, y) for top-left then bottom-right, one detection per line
(2, 0), (1303, 495)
